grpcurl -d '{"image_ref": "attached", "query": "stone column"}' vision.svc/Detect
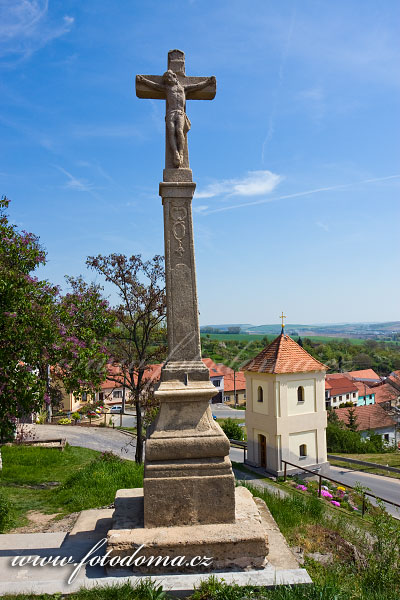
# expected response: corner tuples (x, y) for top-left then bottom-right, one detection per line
(143, 179), (235, 528)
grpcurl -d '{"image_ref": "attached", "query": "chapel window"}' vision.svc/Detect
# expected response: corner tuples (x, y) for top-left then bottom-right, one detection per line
(257, 386), (263, 402)
(299, 444), (307, 458)
(297, 386), (305, 403)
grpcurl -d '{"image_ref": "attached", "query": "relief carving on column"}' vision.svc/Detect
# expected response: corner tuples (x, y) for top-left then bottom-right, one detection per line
(171, 203), (187, 257)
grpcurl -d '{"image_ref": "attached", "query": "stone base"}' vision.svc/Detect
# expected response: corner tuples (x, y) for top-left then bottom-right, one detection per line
(106, 486), (269, 574)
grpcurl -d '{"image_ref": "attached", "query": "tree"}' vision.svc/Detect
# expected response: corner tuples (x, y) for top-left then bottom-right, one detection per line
(0, 196), (59, 441)
(346, 407), (359, 432)
(53, 276), (116, 400)
(87, 253), (166, 464)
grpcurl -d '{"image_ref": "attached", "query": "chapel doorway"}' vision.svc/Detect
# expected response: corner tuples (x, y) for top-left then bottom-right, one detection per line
(259, 434), (267, 469)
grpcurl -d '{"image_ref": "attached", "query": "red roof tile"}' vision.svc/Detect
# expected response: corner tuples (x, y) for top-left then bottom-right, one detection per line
(223, 372), (246, 392)
(326, 375), (358, 396)
(352, 380), (374, 397)
(244, 334), (327, 374)
(202, 358), (224, 378)
(348, 369), (381, 381)
(335, 403), (396, 431)
(373, 383), (400, 404)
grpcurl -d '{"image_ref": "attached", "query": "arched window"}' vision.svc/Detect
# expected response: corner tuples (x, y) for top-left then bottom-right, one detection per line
(297, 386), (304, 403)
(257, 386), (263, 402)
(299, 444), (307, 458)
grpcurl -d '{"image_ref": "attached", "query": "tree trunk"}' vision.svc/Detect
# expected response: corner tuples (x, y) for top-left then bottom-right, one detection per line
(135, 397), (143, 464)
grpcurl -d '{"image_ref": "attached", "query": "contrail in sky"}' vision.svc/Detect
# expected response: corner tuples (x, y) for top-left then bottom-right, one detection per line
(201, 174), (400, 215)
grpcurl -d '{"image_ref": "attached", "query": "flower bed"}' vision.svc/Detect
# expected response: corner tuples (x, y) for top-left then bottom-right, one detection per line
(286, 476), (365, 513)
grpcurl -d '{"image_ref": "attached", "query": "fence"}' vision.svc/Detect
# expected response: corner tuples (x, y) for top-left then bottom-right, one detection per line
(282, 459), (400, 517)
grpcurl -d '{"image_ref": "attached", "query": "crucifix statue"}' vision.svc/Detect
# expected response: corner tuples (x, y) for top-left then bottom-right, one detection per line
(136, 49), (216, 180)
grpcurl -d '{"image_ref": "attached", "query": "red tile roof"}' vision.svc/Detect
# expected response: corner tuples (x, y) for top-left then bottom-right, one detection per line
(223, 372), (246, 392)
(326, 376), (357, 396)
(352, 380), (374, 397)
(348, 369), (381, 381)
(244, 334), (327, 374)
(101, 359), (224, 390)
(335, 403), (396, 431)
(325, 380), (333, 390)
(373, 383), (400, 404)
(202, 358), (224, 378)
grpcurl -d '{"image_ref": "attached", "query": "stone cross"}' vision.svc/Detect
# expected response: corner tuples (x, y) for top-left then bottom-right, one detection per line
(136, 49), (216, 182)
(134, 50), (235, 530)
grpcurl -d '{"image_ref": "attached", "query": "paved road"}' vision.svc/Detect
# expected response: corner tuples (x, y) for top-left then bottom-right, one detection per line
(211, 404), (246, 420)
(229, 447), (400, 518)
(31, 424), (137, 460)
(111, 412), (137, 428)
(325, 464), (400, 517)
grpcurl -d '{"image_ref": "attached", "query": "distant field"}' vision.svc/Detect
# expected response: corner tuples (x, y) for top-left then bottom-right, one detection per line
(201, 333), (366, 345)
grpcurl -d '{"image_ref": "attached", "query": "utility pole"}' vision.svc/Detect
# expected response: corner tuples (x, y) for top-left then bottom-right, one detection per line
(234, 369), (237, 409)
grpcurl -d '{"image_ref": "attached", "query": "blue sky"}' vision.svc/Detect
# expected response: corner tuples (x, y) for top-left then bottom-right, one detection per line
(1, 0), (399, 326)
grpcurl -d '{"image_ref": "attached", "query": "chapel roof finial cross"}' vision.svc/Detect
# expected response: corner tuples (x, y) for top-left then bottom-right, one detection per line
(279, 311), (287, 334)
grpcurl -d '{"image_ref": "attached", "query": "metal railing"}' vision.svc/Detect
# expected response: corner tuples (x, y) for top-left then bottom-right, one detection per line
(282, 459), (400, 517)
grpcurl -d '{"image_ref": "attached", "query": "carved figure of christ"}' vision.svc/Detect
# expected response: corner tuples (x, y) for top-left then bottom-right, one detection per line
(136, 70), (216, 168)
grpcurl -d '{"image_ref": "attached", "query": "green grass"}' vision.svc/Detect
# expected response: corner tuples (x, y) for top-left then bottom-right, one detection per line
(329, 452), (400, 480)
(0, 445), (143, 531)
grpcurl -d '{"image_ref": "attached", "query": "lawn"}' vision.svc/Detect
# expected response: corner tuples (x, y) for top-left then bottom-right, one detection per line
(329, 452), (400, 480)
(0, 445), (143, 532)
(1, 448), (400, 599)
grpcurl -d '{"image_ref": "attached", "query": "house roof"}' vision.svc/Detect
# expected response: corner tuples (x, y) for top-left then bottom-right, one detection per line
(325, 380), (333, 390)
(244, 333), (327, 374)
(326, 375), (358, 396)
(348, 369), (381, 381)
(352, 380), (374, 397)
(202, 357), (224, 378)
(335, 403), (396, 431)
(223, 372), (246, 392)
(101, 358), (224, 390)
(373, 383), (400, 404)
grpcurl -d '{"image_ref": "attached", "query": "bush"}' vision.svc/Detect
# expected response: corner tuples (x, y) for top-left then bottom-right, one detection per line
(327, 424), (386, 454)
(0, 490), (11, 532)
(71, 412), (81, 422)
(58, 418), (72, 425)
(221, 418), (244, 441)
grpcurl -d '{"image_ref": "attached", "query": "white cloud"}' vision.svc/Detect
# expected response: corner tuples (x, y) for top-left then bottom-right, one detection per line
(0, 1), (74, 61)
(196, 170), (283, 200)
(202, 174), (400, 215)
(55, 165), (96, 194)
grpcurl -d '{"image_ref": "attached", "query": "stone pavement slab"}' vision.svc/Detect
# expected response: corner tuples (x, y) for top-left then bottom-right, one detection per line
(0, 498), (311, 596)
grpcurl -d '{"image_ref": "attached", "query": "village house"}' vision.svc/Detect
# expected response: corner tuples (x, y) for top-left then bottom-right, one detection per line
(335, 403), (398, 446)
(221, 370), (246, 406)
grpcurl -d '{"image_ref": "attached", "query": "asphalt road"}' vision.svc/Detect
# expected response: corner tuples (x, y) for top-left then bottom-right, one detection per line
(324, 464), (400, 517)
(30, 424), (137, 460)
(211, 404), (246, 419)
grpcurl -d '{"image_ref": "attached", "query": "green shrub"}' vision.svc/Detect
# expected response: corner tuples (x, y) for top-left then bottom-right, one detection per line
(0, 490), (11, 532)
(58, 418), (72, 425)
(220, 418), (244, 441)
(327, 424), (386, 453)
(71, 412), (81, 422)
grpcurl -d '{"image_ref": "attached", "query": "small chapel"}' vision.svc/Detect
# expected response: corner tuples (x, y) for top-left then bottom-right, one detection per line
(244, 321), (328, 476)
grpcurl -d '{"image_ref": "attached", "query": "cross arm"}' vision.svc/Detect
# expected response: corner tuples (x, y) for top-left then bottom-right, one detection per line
(184, 76), (216, 100)
(136, 75), (166, 99)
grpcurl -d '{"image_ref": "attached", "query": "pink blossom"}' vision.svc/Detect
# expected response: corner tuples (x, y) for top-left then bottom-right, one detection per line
(331, 501), (340, 507)
(296, 484), (308, 492)
(321, 490), (333, 499)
